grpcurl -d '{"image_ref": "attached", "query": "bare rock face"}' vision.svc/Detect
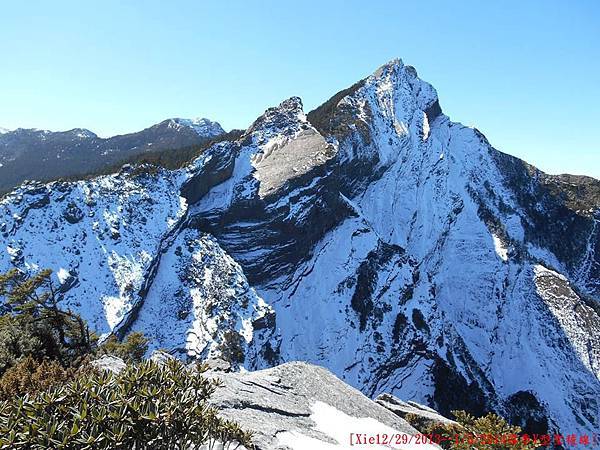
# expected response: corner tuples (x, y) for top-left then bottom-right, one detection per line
(86, 359), (444, 449)
(150, 350), (176, 366)
(91, 355), (126, 374)
(376, 393), (456, 430)
(203, 357), (232, 373)
(253, 128), (334, 198)
(208, 362), (437, 450)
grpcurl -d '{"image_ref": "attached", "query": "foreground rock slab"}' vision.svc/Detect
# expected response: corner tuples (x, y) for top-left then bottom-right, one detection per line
(208, 361), (439, 450)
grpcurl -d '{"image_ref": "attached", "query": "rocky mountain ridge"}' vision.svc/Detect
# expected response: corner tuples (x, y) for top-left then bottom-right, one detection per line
(0, 117), (224, 193)
(0, 58), (598, 437)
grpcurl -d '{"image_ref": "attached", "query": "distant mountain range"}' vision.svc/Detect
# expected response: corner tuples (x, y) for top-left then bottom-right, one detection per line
(0, 118), (224, 193)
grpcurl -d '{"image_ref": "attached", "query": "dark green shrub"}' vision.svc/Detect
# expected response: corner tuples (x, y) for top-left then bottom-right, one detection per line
(0, 269), (93, 377)
(0, 313), (58, 374)
(100, 331), (149, 363)
(0, 359), (253, 449)
(218, 330), (245, 364)
(422, 410), (537, 450)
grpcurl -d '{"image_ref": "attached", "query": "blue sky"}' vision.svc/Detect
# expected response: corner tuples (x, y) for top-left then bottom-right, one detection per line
(1, 0), (598, 178)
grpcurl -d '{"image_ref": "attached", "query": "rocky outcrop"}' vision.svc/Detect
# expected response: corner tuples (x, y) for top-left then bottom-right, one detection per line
(208, 362), (438, 450)
(90, 358), (442, 450)
(188, 97), (360, 285)
(130, 228), (276, 368)
(376, 393), (456, 429)
(180, 141), (238, 205)
(91, 355), (127, 374)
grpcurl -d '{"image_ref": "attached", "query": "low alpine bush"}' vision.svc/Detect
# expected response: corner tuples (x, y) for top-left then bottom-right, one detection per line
(0, 359), (253, 449)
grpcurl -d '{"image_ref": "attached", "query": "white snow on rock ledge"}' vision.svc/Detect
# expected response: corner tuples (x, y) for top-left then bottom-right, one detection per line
(533, 264), (600, 379)
(208, 362), (439, 450)
(492, 234), (508, 261)
(170, 117), (225, 138)
(278, 401), (437, 450)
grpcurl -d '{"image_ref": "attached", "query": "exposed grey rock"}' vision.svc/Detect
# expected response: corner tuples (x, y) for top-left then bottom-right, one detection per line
(150, 349), (176, 366)
(376, 393), (456, 429)
(203, 357), (232, 372)
(208, 361), (432, 450)
(63, 202), (85, 224)
(91, 355), (126, 374)
(252, 128), (335, 198)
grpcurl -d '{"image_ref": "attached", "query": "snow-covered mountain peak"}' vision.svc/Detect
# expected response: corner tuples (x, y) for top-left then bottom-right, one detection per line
(245, 96), (309, 143)
(66, 128), (97, 139)
(371, 57), (404, 81)
(305, 58), (442, 159)
(362, 57), (441, 124)
(170, 117), (225, 138)
(0, 127), (10, 134)
(1, 58), (599, 437)
(278, 95), (304, 113)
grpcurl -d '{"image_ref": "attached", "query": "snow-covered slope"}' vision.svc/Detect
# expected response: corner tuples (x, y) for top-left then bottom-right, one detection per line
(132, 228), (275, 365)
(1, 59), (599, 436)
(0, 170), (188, 334)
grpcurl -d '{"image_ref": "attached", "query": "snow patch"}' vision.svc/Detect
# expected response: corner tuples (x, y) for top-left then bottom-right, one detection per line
(56, 267), (70, 284)
(492, 234), (508, 261)
(103, 296), (129, 330)
(171, 118), (224, 138)
(422, 111), (430, 140)
(277, 401), (436, 450)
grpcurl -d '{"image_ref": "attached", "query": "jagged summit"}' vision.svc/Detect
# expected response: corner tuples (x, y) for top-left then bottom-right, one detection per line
(245, 96), (308, 142)
(372, 57), (405, 80)
(276, 95), (304, 112)
(369, 57), (441, 119)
